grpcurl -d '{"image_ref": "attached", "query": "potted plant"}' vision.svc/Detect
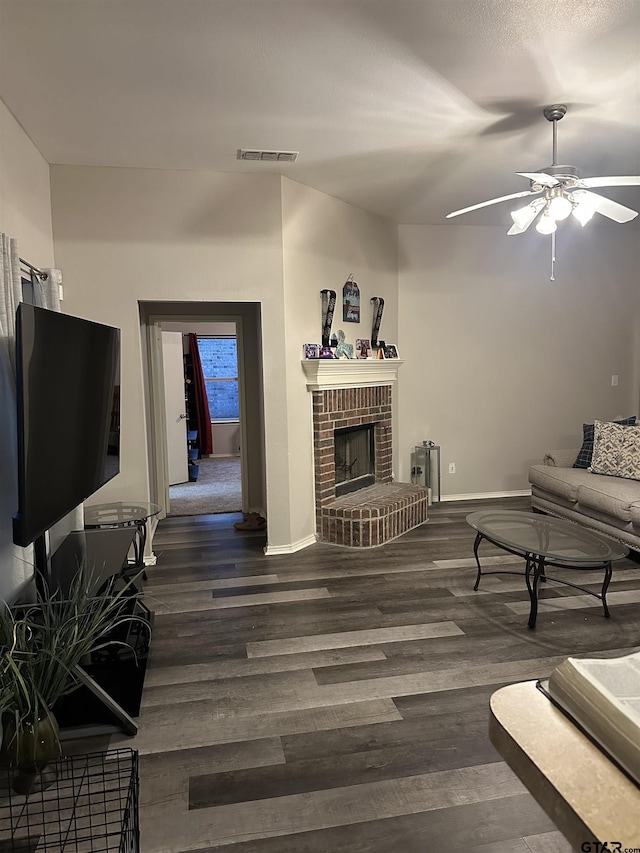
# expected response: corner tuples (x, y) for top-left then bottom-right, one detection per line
(0, 565), (149, 792)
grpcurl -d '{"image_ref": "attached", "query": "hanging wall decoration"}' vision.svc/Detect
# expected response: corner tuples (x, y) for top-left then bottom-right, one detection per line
(342, 275), (360, 323)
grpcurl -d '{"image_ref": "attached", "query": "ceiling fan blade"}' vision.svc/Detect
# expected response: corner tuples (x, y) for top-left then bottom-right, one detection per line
(571, 190), (638, 223)
(507, 199), (546, 235)
(517, 172), (559, 187)
(446, 190), (539, 219)
(579, 176), (640, 188)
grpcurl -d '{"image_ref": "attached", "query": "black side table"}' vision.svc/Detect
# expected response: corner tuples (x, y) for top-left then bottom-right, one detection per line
(84, 501), (161, 575)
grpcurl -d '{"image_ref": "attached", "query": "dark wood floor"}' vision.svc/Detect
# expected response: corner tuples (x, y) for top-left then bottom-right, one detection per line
(111, 497), (640, 852)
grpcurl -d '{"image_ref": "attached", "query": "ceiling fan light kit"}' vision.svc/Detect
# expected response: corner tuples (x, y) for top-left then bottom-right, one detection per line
(547, 190), (572, 221)
(571, 191), (597, 226)
(535, 212), (557, 235)
(446, 104), (640, 278)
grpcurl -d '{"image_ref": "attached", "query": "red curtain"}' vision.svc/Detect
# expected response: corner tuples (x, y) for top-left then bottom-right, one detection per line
(188, 334), (213, 456)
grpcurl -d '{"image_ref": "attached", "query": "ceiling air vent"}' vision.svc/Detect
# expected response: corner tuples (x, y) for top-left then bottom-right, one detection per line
(237, 149), (299, 162)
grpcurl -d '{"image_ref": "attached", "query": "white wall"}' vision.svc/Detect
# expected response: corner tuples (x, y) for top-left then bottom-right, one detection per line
(280, 178), (399, 547)
(0, 99), (55, 267)
(0, 99), (55, 602)
(398, 222), (640, 497)
(50, 165), (292, 546)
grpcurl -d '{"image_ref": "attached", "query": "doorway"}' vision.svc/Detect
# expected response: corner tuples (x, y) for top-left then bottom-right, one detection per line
(140, 301), (266, 523)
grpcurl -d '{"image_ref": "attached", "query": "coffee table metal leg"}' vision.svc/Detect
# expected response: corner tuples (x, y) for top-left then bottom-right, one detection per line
(601, 561), (612, 618)
(527, 554), (545, 630)
(473, 532), (484, 591)
(525, 553), (533, 598)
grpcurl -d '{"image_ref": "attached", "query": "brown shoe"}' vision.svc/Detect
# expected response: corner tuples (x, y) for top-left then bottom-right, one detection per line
(234, 515), (266, 531)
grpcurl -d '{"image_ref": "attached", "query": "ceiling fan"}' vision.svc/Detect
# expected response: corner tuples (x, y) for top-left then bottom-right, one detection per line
(446, 104), (640, 236)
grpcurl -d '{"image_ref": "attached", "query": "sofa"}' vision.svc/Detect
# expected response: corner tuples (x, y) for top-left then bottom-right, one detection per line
(529, 446), (640, 553)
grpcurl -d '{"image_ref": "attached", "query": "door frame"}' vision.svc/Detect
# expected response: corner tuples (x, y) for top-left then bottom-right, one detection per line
(143, 310), (250, 516)
(161, 329), (189, 486)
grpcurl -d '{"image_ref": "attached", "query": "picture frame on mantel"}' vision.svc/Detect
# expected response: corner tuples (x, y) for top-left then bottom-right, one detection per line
(384, 344), (399, 359)
(355, 338), (371, 359)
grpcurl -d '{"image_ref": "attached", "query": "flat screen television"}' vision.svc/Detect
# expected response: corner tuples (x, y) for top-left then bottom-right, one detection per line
(13, 303), (121, 549)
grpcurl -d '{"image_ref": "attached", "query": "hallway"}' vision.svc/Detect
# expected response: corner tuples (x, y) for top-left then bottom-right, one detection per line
(168, 458), (242, 516)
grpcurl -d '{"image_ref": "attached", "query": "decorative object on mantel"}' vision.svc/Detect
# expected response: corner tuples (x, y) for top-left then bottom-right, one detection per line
(384, 344), (399, 359)
(377, 340), (385, 359)
(303, 343), (320, 359)
(356, 338), (371, 359)
(342, 275), (360, 323)
(334, 330), (354, 359)
(320, 289), (337, 349)
(370, 297), (385, 347)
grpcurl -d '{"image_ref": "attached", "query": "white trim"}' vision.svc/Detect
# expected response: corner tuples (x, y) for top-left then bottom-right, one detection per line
(264, 534), (318, 555)
(439, 489), (532, 502)
(302, 359), (404, 390)
(144, 553), (158, 567)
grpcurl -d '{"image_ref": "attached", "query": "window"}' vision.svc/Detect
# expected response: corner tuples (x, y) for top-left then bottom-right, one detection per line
(196, 336), (239, 421)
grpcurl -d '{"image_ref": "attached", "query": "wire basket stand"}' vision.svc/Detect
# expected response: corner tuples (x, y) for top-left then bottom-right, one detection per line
(0, 748), (139, 852)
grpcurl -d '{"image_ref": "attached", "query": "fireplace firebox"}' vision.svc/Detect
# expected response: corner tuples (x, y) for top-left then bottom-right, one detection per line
(334, 425), (375, 496)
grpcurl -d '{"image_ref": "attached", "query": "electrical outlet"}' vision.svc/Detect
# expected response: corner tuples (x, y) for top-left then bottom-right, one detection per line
(448, 462), (456, 474)
(611, 375), (619, 386)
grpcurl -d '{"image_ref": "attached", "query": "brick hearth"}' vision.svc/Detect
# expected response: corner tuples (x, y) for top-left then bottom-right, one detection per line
(321, 482), (429, 547)
(311, 384), (428, 547)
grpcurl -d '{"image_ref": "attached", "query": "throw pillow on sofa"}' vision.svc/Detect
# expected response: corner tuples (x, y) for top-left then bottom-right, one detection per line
(573, 416), (636, 468)
(590, 420), (640, 480)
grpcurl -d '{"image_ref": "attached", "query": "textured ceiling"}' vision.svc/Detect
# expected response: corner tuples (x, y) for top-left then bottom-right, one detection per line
(0, 0), (639, 225)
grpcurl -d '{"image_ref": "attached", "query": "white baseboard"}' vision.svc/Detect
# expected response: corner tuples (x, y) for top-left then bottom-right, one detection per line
(144, 553), (158, 566)
(439, 489), (532, 502)
(264, 534), (318, 556)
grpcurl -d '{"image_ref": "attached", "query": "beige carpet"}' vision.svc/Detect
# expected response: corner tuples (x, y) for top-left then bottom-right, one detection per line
(168, 457), (242, 516)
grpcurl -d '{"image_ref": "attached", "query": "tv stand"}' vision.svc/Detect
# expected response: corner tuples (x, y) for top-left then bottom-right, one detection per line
(49, 528), (151, 737)
(72, 664), (138, 736)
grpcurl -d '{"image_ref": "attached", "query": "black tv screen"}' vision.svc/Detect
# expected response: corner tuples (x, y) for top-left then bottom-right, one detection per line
(13, 304), (121, 548)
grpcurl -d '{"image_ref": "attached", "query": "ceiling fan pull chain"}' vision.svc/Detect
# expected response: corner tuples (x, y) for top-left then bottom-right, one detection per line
(550, 232), (556, 281)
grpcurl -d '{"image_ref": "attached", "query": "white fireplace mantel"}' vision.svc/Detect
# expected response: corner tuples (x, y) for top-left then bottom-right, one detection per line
(301, 358), (404, 391)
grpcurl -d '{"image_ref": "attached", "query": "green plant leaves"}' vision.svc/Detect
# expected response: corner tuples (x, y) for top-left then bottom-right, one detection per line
(0, 564), (150, 744)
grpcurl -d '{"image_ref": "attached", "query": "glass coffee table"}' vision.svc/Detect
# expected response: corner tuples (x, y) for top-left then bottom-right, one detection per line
(466, 510), (629, 629)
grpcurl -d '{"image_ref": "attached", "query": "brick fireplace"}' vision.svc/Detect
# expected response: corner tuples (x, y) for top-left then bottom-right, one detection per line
(303, 361), (429, 547)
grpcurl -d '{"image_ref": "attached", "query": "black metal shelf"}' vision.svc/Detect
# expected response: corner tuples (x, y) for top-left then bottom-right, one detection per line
(0, 749), (139, 852)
